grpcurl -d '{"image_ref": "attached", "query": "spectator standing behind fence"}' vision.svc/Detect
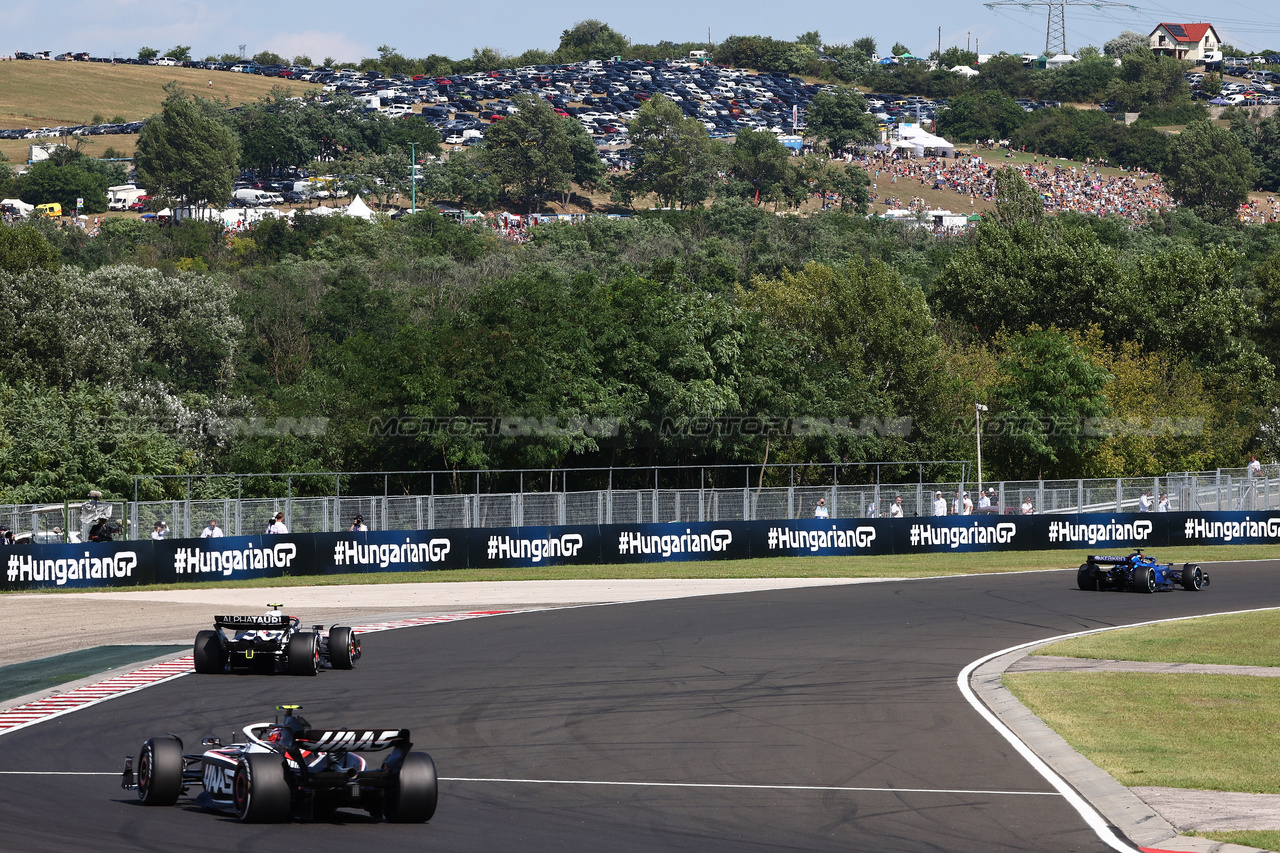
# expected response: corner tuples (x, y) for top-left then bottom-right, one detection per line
(933, 491), (947, 516)
(889, 496), (903, 518)
(350, 515), (368, 531)
(814, 498), (829, 519)
(1138, 490), (1153, 512)
(266, 513), (288, 534)
(866, 500), (878, 518)
(1021, 497), (1035, 515)
(201, 519), (223, 538)
(151, 521), (168, 541)
(1157, 493), (1170, 512)
(1249, 456), (1262, 478)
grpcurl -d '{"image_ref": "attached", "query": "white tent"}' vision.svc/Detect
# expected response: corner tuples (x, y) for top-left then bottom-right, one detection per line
(1, 198), (34, 216)
(951, 65), (980, 77)
(1046, 54), (1077, 70)
(342, 194), (374, 220)
(893, 123), (955, 158)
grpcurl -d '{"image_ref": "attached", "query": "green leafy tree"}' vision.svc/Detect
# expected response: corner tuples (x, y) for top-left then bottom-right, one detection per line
(555, 20), (629, 62)
(252, 51), (286, 66)
(991, 326), (1112, 479)
(0, 225), (60, 275)
(1164, 119), (1259, 221)
(992, 166), (1043, 228)
(17, 159), (113, 213)
(805, 88), (877, 153)
(891, 42), (911, 57)
(1103, 31), (1148, 58)
(138, 47), (159, 61)
(164, 45), (192, 61)
(135, 86), (240, 209)
(852, 36), (877, 59)
(936, 47), (978, 68)
(727, 129), (792, 205)
(293, 54), (313, 67)
(618, 95), (718, 208)
(480, 94), (601, 209)
(936, 91), (1027, 141)
(1106, 49), (1191, 112)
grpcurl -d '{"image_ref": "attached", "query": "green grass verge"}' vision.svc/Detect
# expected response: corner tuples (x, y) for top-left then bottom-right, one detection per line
(1032, 610), (1280, 667)
(1190, 829), (1280, 850)
(8, 545), (1279, 594)
(1004, 672), (1280, 793)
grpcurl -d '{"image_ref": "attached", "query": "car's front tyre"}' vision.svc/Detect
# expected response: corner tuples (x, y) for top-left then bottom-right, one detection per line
(137, 737), (183, 806)
(327, 626), (358, 669)
(1181, 563), (1205, 591)
(1130, 566), (1157, 593)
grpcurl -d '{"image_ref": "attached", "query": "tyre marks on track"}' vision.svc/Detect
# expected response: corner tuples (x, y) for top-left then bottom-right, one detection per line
(0, 609), (517, 737)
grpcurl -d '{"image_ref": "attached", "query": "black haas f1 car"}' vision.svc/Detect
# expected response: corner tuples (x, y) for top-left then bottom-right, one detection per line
(193, 605), (361, 676)
(123, 704), (437, 823)
(1077, 551), (1209, 593)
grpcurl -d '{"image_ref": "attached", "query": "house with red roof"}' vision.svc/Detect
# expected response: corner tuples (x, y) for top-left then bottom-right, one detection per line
(1148, 23), (1222, 63)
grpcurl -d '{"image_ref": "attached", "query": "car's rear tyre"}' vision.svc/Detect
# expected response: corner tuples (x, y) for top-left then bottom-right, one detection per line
(1077, 564), (1098, 591)
(287, 632), (319, 676)
(328, 627), (358, 669)
(137, 737), (183, 806)
(233, 753), (291, 822)
(192, 630), (226, 674)
(1130, 566), (1156, 593)
(384, 752), (438, 822)
(1181, 563), (1205, 591)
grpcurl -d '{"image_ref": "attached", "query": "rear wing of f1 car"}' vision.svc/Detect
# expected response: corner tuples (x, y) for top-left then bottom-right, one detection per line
(213, 614), (290, 630)
(1085, 554), (1150, 566)
(296, 729), (411, 752)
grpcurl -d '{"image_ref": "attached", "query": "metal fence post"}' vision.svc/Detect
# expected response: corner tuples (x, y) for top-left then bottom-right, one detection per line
(1115, 479), (1122, 512)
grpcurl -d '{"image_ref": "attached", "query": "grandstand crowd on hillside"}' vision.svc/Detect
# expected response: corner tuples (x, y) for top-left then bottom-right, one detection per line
(859, 151), (1177, 225)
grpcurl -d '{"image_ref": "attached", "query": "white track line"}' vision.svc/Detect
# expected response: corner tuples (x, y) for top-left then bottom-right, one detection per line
(958, 606), (1280, 853)
(439, 777), (1059, 796)
(0, 609), (515, 738)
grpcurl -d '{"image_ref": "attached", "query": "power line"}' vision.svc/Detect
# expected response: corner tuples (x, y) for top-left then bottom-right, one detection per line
(984, 0), (1139, 54)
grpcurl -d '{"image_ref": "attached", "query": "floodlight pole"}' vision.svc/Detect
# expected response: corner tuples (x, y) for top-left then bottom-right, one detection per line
(409, 141), (417, 214)
(975, 403), (988, 496)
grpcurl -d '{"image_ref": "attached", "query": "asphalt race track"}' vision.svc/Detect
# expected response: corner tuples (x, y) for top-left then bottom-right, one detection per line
(2, 561), (1277, 852)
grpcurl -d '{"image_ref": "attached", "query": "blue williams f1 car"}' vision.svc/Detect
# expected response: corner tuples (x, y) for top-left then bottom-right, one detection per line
(122, 704), (437, 822)
(193, 604), (361, 676)
(1077, 551), (1209, 593)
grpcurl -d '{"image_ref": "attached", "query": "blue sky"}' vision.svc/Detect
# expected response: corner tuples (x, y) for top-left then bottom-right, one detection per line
(6, 0), (1278, 64)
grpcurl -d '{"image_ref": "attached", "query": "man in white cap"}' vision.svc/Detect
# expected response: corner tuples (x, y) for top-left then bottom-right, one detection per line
(932, 491), (947, 516)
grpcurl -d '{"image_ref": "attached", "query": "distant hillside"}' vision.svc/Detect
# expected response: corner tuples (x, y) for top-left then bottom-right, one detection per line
(0, 61), (314, 130)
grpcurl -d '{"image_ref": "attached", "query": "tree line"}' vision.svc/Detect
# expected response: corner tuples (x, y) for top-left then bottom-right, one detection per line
(3, 172), (1280, 502)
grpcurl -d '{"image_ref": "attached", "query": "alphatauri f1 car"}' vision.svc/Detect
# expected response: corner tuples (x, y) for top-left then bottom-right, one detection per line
(122, 704), (437, 822)
(193, 604), (360, 675)
(1077, 551), (1209, 593)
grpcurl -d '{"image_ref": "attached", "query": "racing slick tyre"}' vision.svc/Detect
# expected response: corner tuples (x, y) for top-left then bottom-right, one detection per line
(327, 626), (358, 670)
(192, 629), (227, 674)
(1181, 563), (1205, 591)
(233, 753), (291, 822)
(1130, 566), (1157, 593)
(136, 736), (184, 806)
(1077, 564), (1098, 591)
(384, 752), (438, 823)
(287, 632), (320, 676)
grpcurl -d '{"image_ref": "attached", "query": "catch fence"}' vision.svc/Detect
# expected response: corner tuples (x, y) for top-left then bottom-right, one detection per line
(2, 464), (1277, 543)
